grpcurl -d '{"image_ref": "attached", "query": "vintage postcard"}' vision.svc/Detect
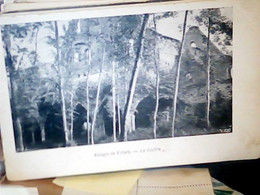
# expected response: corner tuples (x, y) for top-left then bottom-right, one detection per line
(0, 0), (259, 180)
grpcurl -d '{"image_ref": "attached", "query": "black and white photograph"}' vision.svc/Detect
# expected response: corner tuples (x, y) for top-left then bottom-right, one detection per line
(1, 7), (233, 152)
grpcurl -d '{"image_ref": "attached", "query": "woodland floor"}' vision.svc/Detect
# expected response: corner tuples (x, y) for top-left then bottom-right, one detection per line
(21, 126), (231, 152)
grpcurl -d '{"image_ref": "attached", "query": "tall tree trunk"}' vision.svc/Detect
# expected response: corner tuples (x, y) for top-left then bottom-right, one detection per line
(206, 17), (212, 128)
(86, 49), (91, 144)
(70, 91), (74, 141)
(16, 118), (24, 151)
(11, 79), (25, 151)
(54, 21), (69, 145)
(121, 14), (149, 141)
(77, 20), (81, 34)
(91, 49), (105, 145)
(117, 94), (121, 137)
(33, 27), (39, 65)
(131, 115), (136, 132)
(172, 11), (188, 137)
(39, 122), (46, 142)
(10, 72), (24, 151)
(153, 14), (160, 139)
(61, 79), (69, 143)
(153, 66), (160, 139)
(33, 27), (46, 142)
(112, 60), (117, 142)
(4, 26), (25, 151)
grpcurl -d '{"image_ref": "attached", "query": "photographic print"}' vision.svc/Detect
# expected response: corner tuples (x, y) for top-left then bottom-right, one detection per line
(1, 7), (232, 152)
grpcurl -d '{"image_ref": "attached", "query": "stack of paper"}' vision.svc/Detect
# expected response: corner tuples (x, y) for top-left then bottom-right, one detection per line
(54, 170), (143, 195)
(54, 168), (215, 195)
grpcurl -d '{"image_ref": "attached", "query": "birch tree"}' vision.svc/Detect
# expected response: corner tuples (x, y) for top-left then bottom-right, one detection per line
(54, 21), (70, 145)
(2, 24), (34, 151)
(117, 94), (122, 137)
(94, 15), (143, 141)
(2, 23), (47, 150)
(67, 91), (75, 141)
(86, 49), (91, 144)
(172, 10), (188, 137)
(91, 49), (105, 144)
(112, 60), (117, 142)
(206, 17), (212, 128)
(120, 14), (149, 141)
(62, 20), (82, 144)
(31, 23), (41, 65)
(32, 23), (46, 142)
(195, 8), (233, 128)
(152, 14), (160, 139)
(21, 67), (49, 144)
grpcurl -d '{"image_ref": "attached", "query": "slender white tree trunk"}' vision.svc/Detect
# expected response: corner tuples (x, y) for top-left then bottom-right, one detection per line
(86, 50), (91, 144)
(61, 78), (69, 143)
(153, 75), (160, 139)
(77, 20), (81, 34)
(91, 49), (105, 144)
(54, 21), (69, 144)
(70, 91), (74, 141)
(153, 14), (160, 139)
(33, 27), (39, 65)
(86, 80), (90, 145)
(16, 118), (24, 151)
(40, 123), (46, 142)
(172, 11), (188, 137)
(131, 115), (136, 132)
(117, 94), (121, 136)
(112, 61), (117, 142)
(124, 59), (141, 139)
(5, 26), (25, 151)
(206, 17), (212, 128)
(122, 14), (149, 141)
